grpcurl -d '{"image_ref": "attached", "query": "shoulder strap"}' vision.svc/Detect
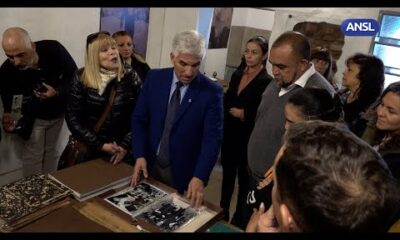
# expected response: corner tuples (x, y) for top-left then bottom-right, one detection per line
(94, 84), (116, 133)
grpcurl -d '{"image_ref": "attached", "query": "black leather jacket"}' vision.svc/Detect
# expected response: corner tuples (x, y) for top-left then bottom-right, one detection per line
(65, 68), (142, 154)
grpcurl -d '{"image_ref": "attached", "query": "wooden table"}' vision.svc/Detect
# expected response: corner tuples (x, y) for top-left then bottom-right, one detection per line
(15, 178), (234, 233)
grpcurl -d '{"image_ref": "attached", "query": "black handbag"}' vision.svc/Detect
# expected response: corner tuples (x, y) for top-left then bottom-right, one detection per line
(57, 84), (116, 170)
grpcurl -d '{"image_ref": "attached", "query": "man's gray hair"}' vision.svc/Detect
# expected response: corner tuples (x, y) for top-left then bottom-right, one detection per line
(171, 30), (205, 60)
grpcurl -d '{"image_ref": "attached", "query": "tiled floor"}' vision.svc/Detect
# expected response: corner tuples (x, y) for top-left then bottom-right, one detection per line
(203, 162), (238, 222)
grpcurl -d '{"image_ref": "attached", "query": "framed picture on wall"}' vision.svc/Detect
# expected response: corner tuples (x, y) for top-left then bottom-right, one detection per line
(209, 8), (233, 49)
(100, 8), (150, 59)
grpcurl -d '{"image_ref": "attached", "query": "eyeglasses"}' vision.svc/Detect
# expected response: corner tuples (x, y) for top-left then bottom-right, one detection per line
(86, 31), (110, 49)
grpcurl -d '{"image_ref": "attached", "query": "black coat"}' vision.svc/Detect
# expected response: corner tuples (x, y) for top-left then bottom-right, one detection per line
(221, 68), (272, 164)
(65, 68), (141, 154)
(340, 89), (377, 137)
(382, 152), (400, 181)
(362, 125), (400, 181)
(124, 53), (150, 83)
(0, 40), (77, 120)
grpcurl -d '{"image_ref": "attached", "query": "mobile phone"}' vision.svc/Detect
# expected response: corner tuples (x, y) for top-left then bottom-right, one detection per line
(34, 82), (47, 93)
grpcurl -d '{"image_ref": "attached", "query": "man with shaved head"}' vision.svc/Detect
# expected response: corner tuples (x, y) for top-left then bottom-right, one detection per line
(236, 31), (336, 229)
(0, 27), (77, 177)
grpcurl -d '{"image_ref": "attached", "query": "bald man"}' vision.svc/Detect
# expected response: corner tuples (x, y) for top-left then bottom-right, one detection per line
(234, 31), (336, 229)
(0, 27), (77, 177)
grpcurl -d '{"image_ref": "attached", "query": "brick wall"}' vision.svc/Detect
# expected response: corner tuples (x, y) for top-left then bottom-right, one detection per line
(293, 21), (345, 61)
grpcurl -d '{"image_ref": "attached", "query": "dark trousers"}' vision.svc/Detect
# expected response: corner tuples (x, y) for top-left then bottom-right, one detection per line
(236, 175), (272, 230)
(220, 154), (249, 224)
(151, 162), (176, 190)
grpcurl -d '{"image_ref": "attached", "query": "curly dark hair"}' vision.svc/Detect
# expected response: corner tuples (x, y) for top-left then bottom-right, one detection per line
(345, 53), (384, 108)
(368, 82), (400, 150)
(275, 121), (400, 232)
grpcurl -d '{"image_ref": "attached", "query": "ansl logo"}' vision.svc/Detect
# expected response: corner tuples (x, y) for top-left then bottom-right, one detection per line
(341, 19), (380, 36)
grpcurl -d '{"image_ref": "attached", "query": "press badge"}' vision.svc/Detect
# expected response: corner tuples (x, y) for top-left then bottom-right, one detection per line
(11, 94), (23, 120)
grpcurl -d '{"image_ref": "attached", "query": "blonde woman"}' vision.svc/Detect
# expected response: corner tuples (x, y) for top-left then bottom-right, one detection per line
(65, 32), (141, 165)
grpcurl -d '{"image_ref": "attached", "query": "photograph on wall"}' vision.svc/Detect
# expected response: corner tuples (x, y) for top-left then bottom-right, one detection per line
(104, 182), (167, 216)
(100, 8), (150, 59)
(208, 8), (233, 49)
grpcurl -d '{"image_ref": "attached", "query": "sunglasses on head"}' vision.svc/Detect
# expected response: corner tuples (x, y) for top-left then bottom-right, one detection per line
(86, 31), (110, 49)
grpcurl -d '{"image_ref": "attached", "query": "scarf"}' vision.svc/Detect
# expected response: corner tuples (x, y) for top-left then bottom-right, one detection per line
(98, 68), (118, 95)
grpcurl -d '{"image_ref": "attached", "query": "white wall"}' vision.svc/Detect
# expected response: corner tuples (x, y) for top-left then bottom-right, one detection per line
(146, 8), (165, 68)
(0, 7), (200, 186)
(203, 8), (275, 79)
(203, 49), (228, 78)
(146, 8), (200, 68)
(1, 7), (400, 186)
(202, 8), (237, 79)
(0, 8), (100, 67)
(247, 9), (275, 30)
(0, 8), (100, 185)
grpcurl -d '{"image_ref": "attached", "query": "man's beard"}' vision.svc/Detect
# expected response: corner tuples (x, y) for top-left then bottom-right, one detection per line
(280, 81), (292, 88)
(16, 53), (37, 71)
(276, 74), (297, 89)
(276, 78), (292, 88)
(16, 65), (30, 70)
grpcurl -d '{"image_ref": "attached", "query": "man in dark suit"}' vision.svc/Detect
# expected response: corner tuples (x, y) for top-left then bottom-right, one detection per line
(131, 30), (224, 208)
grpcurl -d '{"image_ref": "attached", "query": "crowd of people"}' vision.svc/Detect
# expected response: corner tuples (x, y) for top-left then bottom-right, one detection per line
(0, 25), (399, 233)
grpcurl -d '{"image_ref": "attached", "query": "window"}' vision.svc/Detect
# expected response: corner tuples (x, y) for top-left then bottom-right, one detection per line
(371, 11), (400, 89)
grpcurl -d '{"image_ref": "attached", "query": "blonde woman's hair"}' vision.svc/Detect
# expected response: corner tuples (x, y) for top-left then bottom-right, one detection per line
(81, 33), (124, 89)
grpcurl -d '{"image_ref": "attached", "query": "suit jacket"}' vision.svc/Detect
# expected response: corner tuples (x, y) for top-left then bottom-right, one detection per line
(132, 67), (224, 193)
(224, 68), (272, 136)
